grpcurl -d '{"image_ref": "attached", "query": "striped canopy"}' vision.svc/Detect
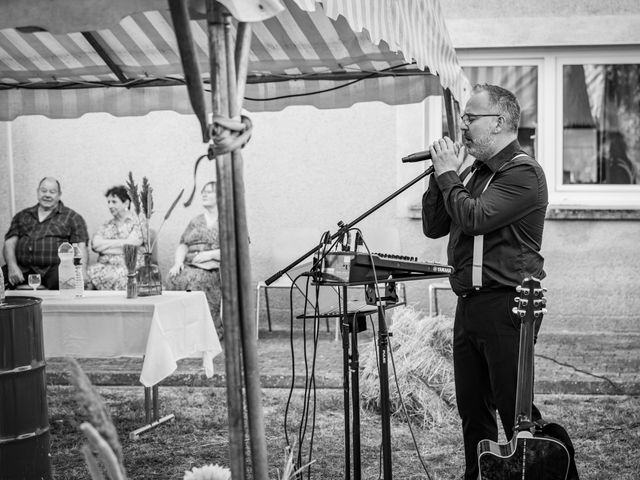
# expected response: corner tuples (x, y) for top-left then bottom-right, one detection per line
(0, 0), (470, 120)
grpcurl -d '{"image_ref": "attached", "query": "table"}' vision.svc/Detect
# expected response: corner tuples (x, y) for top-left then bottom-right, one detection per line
(7, 290), (222, 438)
(8, 290), (221, 386)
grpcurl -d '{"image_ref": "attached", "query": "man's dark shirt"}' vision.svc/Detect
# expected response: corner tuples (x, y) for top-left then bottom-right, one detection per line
(5, 201), (89, 275)
(422, 140), (548, 296)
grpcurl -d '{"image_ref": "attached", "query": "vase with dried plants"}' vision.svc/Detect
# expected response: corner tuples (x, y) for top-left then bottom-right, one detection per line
(125, 172), (183, 297)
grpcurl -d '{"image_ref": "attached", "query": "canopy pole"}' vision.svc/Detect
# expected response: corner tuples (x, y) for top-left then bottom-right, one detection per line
(234, 22), (252, 109)
(443, 87), (461, 142)
(207, 2), (246, 479)
(168, 0), (209, 142)
(223, 13), (270, 480)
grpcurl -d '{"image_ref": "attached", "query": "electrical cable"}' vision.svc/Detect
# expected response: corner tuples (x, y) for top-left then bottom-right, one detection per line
(243, 63), (415, 102)
(387, 334), (435, 480)
(283, 231), (343, 479)
(296, 274), (320, 478)
(354, 230), (387, 478)
(283, 270), (311, 447)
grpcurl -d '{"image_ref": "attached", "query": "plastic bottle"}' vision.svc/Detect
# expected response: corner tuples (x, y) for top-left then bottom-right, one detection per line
(73, 244), (84, 297)
(57, 242), (75, 297)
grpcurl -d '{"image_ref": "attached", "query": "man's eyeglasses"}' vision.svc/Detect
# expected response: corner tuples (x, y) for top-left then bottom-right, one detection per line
(460, 113), (501, 126)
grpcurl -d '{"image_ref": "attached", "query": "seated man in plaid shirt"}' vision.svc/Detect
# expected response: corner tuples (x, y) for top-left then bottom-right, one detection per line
(2, 177), (89, 290)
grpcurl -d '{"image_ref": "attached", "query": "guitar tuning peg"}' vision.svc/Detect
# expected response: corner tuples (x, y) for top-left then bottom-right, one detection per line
(541, 308), (548, 315)
(512, 307), (520, 315)
(542, 287), (548, 293)
(515, 285), (522, 292)
(514, 296), (520, 303)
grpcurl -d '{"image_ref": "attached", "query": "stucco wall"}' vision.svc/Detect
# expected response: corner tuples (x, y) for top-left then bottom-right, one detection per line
(441, 0), (640, 48)
(2, 105), (638, 335)
(0, 103), (442, 300)
(541, 220), (640, 333)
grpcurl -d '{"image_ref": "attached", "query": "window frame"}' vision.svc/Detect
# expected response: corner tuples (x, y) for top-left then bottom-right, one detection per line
(553, 50), (640, 207)
(457, 46), (640, 209)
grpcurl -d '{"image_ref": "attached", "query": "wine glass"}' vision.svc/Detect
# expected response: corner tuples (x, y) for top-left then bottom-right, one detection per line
(28, 274), (41, 291)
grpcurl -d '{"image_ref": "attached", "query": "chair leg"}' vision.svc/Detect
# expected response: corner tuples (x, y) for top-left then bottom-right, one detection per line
(428, 285), (434, 317)
(264, 288), (272, 332)
(255, 283), (261, 339)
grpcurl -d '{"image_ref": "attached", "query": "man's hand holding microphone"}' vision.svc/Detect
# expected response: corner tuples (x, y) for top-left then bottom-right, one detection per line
(428, 136), (466, 177)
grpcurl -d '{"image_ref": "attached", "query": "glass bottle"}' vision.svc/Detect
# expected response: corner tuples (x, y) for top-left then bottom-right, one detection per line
(137, 252), (162, 296)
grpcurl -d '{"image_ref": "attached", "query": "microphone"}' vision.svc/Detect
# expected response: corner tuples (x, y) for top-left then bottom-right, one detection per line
(402, 150), (432, 163)
(401, 150), (435, 175)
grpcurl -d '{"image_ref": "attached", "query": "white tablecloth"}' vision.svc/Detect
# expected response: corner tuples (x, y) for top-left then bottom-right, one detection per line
(7, 290), (222, 387)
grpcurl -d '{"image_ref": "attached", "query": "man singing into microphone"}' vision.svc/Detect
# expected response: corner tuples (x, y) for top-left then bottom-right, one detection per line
(422, 84), (549, 480)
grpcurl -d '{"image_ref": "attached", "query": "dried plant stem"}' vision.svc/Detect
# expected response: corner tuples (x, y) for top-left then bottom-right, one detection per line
(123, 244), (137, 299)
(80, 422), (126, 480)
(81, 445), (107, 480)
(150, 188), (184, 253)
(123, 245), (138, 274)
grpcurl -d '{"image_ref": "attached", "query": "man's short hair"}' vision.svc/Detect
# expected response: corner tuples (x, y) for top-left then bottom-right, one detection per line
(473, 83), (521, 132)
(38, 177), (61, 193)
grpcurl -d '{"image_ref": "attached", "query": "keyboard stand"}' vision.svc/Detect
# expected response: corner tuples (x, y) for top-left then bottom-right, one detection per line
(298, 284), (398, 480)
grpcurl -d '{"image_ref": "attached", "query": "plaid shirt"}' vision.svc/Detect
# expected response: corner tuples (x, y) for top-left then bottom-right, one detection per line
(5, 201), (89, 272)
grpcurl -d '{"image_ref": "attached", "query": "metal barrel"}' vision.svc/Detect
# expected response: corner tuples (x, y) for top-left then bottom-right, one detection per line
(0, 296), (51, 480)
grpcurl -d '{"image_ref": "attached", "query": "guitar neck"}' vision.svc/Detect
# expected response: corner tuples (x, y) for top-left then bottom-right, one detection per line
(512, 278), (545, 430)
(514, 319), (536, 425)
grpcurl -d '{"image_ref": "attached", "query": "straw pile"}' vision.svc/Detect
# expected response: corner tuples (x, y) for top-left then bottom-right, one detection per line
(359, 306), (457, 428)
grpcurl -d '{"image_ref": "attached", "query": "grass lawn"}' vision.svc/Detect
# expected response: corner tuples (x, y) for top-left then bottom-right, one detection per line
(47, 385), (640, 479)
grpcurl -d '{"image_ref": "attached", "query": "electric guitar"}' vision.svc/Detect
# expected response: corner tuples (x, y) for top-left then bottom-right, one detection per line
(477, 277), (579, 480)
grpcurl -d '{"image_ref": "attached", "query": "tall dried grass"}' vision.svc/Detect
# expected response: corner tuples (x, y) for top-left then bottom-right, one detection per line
(359, 306), (457, 428)
(66, 358), (127, 479)
(64, 359), (306, 480)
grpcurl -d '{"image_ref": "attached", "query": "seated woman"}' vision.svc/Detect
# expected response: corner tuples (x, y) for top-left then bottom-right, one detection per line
(87, 185), (143, 290)
(166, 181), (223, 340)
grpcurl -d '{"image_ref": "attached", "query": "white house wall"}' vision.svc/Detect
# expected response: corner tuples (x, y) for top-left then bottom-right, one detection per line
(442, 0), (640, 48)
(0, 103), (449, 318)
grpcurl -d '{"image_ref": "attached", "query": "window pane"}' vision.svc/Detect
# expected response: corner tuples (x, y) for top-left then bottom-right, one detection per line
(459, 65), (538, 157)
(562, 64), (640, 185)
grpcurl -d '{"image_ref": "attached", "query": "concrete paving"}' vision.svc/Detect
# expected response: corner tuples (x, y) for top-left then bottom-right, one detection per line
(45, 325), (640, 395)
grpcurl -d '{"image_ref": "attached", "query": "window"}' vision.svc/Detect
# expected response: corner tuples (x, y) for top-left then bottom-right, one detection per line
(455, 49), (640, 209)
(562, 63), (639, 185)
(554, 52), (640, 208)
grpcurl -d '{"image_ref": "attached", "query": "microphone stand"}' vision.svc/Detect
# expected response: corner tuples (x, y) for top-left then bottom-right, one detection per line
(265, 163), (435, 480)
(264, 165), (434, 286)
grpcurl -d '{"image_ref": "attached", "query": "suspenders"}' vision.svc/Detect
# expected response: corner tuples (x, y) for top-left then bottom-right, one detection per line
(462, 153), (528, 288)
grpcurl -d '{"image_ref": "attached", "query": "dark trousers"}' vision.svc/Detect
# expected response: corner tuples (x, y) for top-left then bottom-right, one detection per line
(1, 264), (59, 290)
(453, 288), (541, 480)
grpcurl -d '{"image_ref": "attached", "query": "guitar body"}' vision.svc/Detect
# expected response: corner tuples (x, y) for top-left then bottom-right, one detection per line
(478, 430), (570, 480)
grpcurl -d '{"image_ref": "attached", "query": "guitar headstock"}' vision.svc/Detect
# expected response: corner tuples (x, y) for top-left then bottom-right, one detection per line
(512, 276), (547, 325)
